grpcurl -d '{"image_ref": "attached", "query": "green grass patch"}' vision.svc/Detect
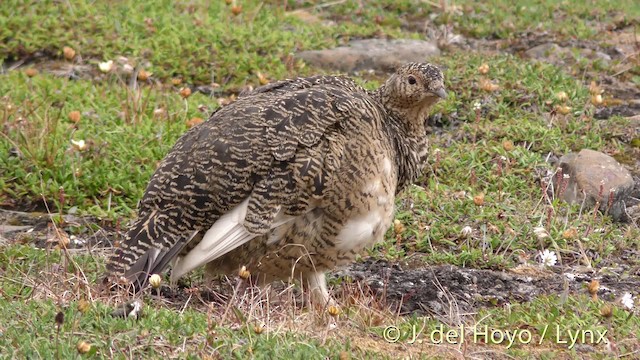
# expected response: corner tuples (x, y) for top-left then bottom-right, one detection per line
(1, 0), (395, 85)
(0, 244), (373, 359)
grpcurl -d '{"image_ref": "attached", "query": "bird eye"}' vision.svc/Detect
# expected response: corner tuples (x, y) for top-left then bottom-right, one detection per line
(407, 76), (417, 85)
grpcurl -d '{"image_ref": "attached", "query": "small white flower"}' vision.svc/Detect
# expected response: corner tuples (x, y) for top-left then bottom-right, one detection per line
(128, 300), (143, 318)
(70, 235), (85, 246)
(116, 56), (130, 64)
(621, 293), (634, 310)
(538, 249), (557, 267)
(473, 101), (481, 111)
(71, 139), (86, 151)
(461, 226), (473, 237)
(122, 63), (134, 74)
(533, 226), (549, 240)
(98, 60), (114, 73)
(563, 174), (570, 179)
(149, 274), (162, 289)
(593, 94), (603, 105)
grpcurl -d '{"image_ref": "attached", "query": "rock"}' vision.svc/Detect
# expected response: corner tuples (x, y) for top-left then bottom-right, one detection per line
(524, 43), (563, 61)
(594, 101), (640, 119)
(0, 225), (32, 234)
(556, 149), (635, 221)
(285, 9), (325, 25)
(627, 204), (640, 223)
(524, 42), (611, 65)
(296, 39), (440, 73)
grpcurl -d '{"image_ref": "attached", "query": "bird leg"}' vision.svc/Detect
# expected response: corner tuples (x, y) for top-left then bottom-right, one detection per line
(305, 271), (335, 309)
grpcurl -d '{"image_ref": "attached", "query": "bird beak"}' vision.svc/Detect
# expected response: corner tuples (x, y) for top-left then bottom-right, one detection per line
(433, 87), (447, 99)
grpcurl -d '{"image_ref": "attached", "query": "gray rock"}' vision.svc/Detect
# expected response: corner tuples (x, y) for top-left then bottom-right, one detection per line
(0, 224), (32, 234)
(556, 149), (635, 221)
(525, 42), (611, 65)
(296, 39), (440, 73)
(524, 43), (563, 61)
(627, 204), (640, 223)
(626, 114), (640, 123)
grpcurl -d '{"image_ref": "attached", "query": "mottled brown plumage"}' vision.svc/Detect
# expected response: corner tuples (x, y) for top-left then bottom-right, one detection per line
(106, 63), (447, 304)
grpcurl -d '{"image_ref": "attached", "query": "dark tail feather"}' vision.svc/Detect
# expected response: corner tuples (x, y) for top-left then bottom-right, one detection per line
(105, 216), (152, 278)
(145, 230), (199, 281)
(105, 212), (198, 292)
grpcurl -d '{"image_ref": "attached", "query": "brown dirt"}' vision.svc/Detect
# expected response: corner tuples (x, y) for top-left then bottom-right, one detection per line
(333, 258), (640, 318)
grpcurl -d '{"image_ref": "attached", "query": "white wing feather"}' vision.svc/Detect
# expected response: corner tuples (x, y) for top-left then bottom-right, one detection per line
(170, 198), (294, 281)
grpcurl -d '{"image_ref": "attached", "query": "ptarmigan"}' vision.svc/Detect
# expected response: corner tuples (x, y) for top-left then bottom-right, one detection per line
(106, 63), (447, 305)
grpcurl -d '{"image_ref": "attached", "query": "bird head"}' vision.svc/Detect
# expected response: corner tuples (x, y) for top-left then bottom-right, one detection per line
(379, 63), (447, 125)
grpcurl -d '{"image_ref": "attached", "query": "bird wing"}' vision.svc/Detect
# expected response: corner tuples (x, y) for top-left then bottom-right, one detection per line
(106, 76), (383, 288)
(239, 75), (355, 98)
(169, 197), (295, 281)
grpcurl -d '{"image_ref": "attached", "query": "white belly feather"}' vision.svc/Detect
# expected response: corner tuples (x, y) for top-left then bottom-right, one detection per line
(335, 157), (396, 252)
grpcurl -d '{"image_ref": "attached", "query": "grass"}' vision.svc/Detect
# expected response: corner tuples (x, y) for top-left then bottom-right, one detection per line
(0, 297), (355, 359)
(445, 0), (640, 40)
(1, 70), (205, 217)
(379, 294), (639, 356)
(0, 0), (393, 85)
(1, 0), (639, 358)
(0, 244), (369, 358)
